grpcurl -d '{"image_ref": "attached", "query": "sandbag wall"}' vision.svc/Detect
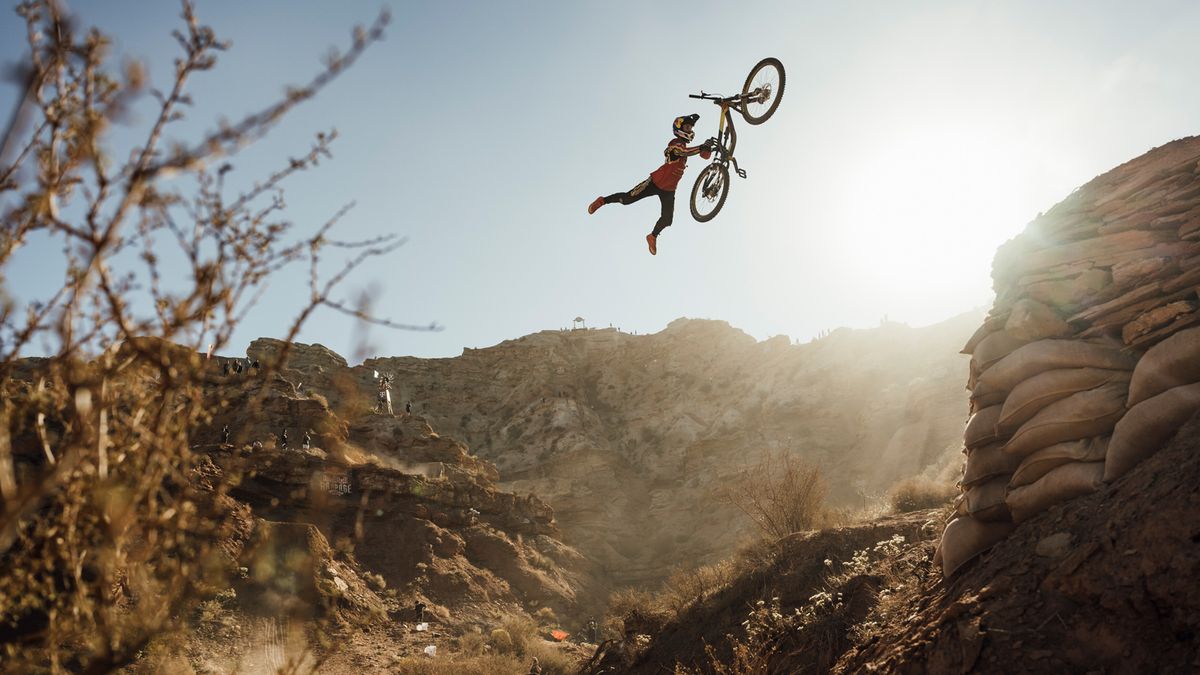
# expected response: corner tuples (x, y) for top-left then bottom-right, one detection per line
(937, 137), (1200, 577)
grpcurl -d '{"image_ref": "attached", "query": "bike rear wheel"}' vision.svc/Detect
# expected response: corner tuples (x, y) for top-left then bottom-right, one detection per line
(690, 163), (730, 222)
(740, 57), (785, 125)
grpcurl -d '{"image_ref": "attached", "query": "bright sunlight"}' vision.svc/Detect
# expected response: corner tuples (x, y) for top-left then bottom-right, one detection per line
(831, 120), (1038, 324)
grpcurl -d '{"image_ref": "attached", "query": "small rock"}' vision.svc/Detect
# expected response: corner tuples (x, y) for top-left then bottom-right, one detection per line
(1035, 532), (1072, 558)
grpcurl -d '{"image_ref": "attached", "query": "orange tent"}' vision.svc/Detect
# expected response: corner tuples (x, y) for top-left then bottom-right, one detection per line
(550, 629), (569, 642)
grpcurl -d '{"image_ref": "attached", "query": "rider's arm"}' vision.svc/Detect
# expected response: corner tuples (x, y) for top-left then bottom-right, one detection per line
(667, 143), (712, 160)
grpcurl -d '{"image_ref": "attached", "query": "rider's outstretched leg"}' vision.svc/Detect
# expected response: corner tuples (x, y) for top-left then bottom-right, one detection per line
(601, 178), (655, 208)
(650, 190), (675, 237)
(646, 190), (675, 255)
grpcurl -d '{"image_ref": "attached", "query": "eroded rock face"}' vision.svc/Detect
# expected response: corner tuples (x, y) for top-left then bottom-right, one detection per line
(248, 338), (348, 371)
(190, 367), (591, 622)
(364, 314), (978, 586)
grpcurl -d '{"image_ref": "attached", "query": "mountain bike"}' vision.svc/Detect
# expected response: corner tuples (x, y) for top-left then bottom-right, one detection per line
(688, 57), (785, 222)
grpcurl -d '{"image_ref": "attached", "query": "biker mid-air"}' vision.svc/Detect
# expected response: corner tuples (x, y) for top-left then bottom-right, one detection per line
(587, 58), (785, 256)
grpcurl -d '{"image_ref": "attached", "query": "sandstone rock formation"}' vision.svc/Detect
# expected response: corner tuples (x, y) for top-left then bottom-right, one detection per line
(199, 355), (594, 623)
(364, 314), (978, 586)
(4, 344), (595, 656)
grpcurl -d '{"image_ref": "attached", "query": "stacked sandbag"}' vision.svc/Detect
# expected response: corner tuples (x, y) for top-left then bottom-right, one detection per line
(1105, 329), (1200, 480)
(938, 136), (1200, 578)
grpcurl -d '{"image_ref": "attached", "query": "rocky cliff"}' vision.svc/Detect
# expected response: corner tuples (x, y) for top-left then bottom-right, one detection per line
(364, 313), (979, 586)
(204, 343), (595, 623)
(4, 343), (595, 669)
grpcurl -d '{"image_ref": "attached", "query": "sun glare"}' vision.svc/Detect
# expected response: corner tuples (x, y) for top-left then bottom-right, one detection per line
(832, 122), (1032, 323)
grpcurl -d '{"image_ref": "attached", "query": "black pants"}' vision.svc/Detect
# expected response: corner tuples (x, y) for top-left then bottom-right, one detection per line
(604, 177), (674, 236)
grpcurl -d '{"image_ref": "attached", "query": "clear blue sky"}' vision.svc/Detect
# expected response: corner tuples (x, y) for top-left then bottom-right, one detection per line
(3, 1), (1199, 359)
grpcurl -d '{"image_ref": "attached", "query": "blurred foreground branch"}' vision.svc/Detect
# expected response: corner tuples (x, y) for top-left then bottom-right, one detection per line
(0, 1), (425, 670)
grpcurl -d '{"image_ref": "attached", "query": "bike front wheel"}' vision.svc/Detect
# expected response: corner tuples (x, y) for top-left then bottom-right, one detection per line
(740, 57), (785, 125)
(690, 163), (730, 222)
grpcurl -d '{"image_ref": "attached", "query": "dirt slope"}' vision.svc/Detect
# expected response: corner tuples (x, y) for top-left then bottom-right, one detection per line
(838, 411), (1200, 674)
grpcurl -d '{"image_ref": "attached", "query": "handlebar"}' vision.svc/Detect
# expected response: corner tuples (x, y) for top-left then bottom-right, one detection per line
(689, 91), (742, 104)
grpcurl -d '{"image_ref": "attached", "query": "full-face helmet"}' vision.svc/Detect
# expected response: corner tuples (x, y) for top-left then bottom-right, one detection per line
(673, 114), (700, 142)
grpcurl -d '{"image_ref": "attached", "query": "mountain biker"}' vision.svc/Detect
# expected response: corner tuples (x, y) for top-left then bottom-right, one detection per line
(588, 114), (714, 255)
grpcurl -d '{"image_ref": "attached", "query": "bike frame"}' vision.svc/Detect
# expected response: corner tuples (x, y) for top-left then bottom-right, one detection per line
(685, 59), (782, 222)
(690, 92), (748, 179)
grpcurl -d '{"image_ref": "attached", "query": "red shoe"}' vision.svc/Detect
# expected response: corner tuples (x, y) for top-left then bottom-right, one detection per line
(588, 197), (605, 214)
(646, 234), (657, 255)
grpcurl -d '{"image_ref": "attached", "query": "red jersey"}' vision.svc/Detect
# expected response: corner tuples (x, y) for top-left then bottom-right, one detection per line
(650, 138), (707, 191)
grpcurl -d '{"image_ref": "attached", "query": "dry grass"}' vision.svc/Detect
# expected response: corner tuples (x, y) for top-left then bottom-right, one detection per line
(660, 559), (738, 619)
(438, 614), (576, 674)
(673, 533), (936, 674)
(605, 586), (672, 638)
(888, 476), (956, 513)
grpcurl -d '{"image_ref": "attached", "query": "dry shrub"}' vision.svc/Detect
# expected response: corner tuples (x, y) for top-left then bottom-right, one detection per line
(718, 451), (828, 539)
(526, 546), (556, 572)
(888, 476), (955, 513)
(680, 535), (935, 674)
(660, 559), (737, 619)
(0, 1), (426, 671)
(455, 627), (487, 656)
(526, 641), (577, 674)
(363, 571), (387, 592)
(486, 614), (540, 657)
(734, 535), (781, 570)
(499, 614), (539, 656)
(605, 587), (670, 637)
(534, 606), (558, 626)
(471, 615), (577, 674)
(489, 628), (514, 652)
